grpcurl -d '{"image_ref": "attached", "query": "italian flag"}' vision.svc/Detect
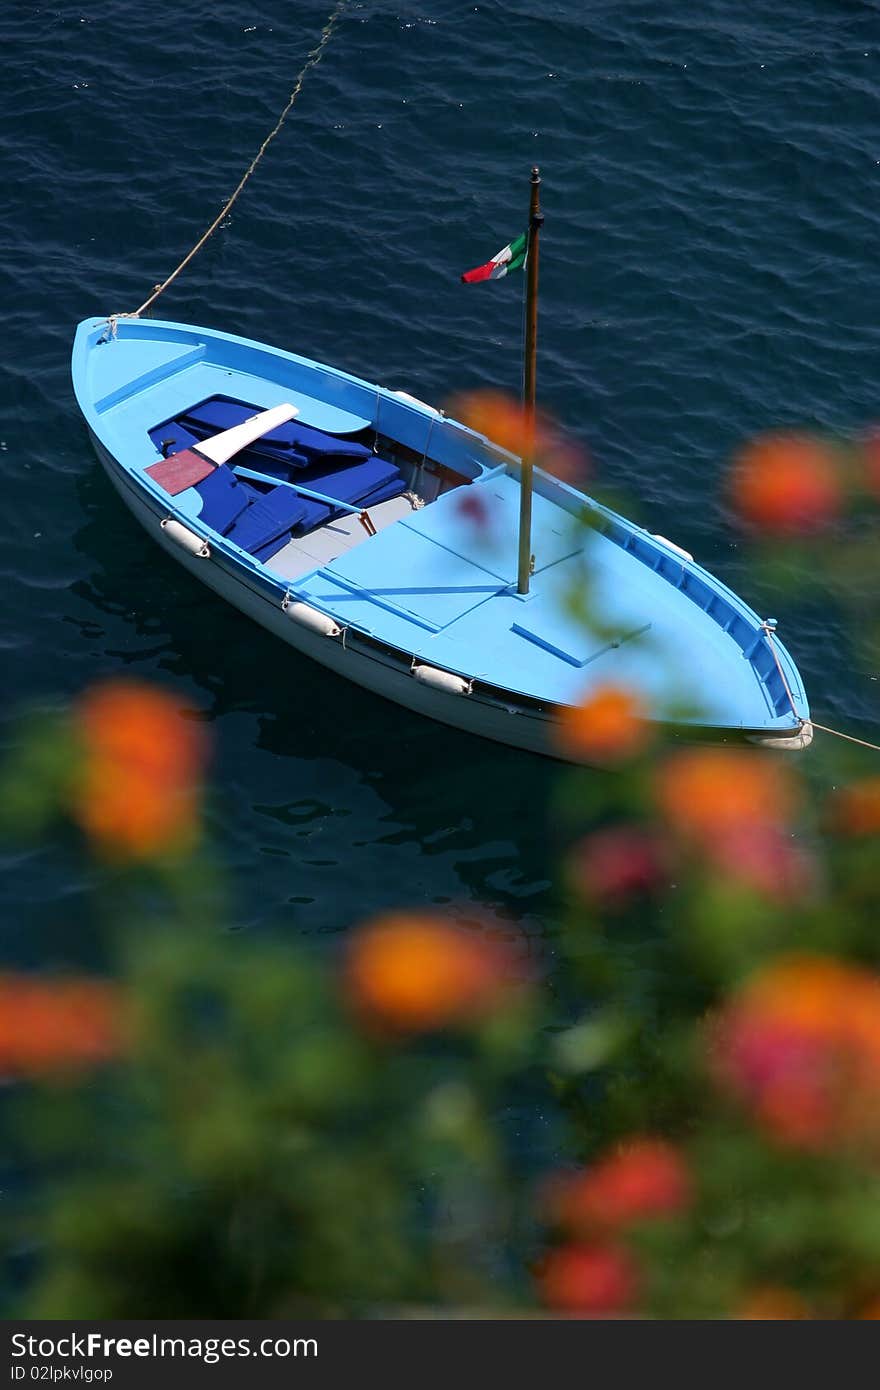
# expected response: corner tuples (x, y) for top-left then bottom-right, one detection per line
(460, 232), (527, 283)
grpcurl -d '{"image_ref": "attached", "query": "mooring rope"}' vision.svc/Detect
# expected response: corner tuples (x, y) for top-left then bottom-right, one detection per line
(808, 720), (880, 753)
(116, 0), (350, 323)
(761, 620), (800, 725)
(760, 620), (880, 754)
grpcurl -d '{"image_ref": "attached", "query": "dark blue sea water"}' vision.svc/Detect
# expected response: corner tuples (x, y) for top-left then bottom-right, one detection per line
(2, 0), (879, 958)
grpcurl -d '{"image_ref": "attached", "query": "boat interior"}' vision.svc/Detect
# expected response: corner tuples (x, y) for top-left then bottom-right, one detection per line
(146, 394), (472, 580)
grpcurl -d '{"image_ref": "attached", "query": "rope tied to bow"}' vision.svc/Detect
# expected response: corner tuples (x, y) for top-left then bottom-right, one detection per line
(761, 619), (880, 754)
(110, 0), (350, 325)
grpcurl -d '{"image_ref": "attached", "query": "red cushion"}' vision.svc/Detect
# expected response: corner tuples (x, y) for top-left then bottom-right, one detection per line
(145, 449), (215, 496)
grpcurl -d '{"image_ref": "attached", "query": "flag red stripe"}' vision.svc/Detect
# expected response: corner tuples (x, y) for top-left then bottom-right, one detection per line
(461, 260), (497, 284)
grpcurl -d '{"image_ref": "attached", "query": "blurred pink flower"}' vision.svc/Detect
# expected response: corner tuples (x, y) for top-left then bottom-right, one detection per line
(709, 955), (880, 1153)
(704, 823), (818, 904)
(570, 826), (666, 907)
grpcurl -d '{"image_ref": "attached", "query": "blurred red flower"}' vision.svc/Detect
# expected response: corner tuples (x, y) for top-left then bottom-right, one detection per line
(654, 748), (797, 843)
(546, 1138), (692, 1234)
(73, 679), (207, 861)
(729, 433), (841, 534)
(557, 683), (650, 765)
(536, 1242), (640, 1316)
(709, 955), (880, 1153)
(343, 912), (521, 1035)
(570, 826), (666, 907)
(454, 488), (493, 532)
(0, 973), (125, 1079)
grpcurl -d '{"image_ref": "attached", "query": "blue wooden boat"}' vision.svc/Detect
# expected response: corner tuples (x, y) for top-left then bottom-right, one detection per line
(70, 315), (811, 760)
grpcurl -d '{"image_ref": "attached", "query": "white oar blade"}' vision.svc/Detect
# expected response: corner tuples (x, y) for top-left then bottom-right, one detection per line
(197, 403), (300, 465)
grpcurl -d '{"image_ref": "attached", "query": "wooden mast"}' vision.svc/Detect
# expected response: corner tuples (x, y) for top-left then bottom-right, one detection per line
(517, 166), (543, 595)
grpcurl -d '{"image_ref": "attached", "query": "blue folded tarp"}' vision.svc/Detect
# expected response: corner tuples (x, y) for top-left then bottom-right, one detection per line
(181, 397), (372, 467)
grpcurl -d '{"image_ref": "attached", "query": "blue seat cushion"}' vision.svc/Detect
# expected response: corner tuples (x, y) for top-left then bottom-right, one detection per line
(181, 398), (372, 467)
(293, 497), (332, 532)
(357, 476), (407, 509)
(304, 455), (401, 504)
(193, 464), (251, 535)
(290, 456), (405, 534)
(225, 487), (308, 555)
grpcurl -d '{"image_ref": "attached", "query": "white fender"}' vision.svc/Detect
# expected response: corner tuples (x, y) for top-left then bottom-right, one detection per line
(161, 518), (210, 558)
(282, 600), (342, 638)
(412, 663), (472, 696)
(748, 720), (814, 751)
(391, 390), (442, 417)
(652, 534), (694, 562)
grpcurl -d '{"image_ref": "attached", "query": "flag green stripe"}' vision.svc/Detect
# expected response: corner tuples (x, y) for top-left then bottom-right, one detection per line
(504, 232), (528, 263)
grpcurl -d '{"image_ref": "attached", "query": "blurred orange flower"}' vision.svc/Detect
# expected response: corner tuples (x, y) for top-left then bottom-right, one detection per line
(0, 973), (125, 1078)
(449, 389), (587, 480)
(558, 683), (650, 765)
(450, 389), (543, 459)
(570, 826), (666, 906)
(654, 748), (798, 842)
(343, 912), (521, 1035)
(536, 1242), (640, 1316)
(729, 433), (841, 534)
(709, 955), (880, 1153)
(828, 776), (880, 836)
(546, 1138), (692, 1234)
(72, 679), (207, 860)
(736, 1286), (811, 1319)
